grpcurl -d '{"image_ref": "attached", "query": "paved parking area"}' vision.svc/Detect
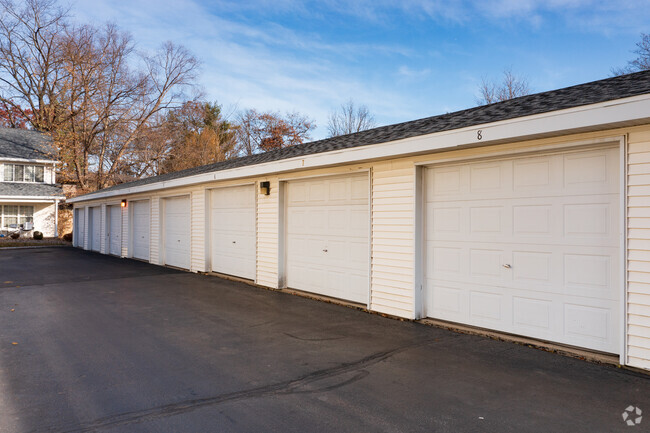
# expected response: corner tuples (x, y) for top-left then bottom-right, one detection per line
(0, 247), (648, 432)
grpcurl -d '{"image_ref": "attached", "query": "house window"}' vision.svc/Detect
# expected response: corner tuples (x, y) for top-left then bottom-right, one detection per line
(1, 205), (33, 228)
(2, 164), (45, 183)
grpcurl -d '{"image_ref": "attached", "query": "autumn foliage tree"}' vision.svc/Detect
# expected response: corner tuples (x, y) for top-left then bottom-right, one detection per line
(235, 109), (314, 156)
(0, 0), (199, 190)
(0, 102), (32, 128)
(158, 101), (237, 174)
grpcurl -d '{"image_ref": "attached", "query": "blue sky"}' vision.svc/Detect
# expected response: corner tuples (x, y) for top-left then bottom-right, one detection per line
(73, 0), (650, 139)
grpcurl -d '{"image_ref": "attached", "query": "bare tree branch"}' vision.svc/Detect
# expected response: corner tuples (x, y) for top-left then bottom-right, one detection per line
(476, 68), (530, 105)
(326, 99), (376, 137)
(612, 33), (650, 76)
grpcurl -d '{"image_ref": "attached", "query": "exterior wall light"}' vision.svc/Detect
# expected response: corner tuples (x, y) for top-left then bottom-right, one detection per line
(121, 199), (127, 208)
(260, 181), (270, 196)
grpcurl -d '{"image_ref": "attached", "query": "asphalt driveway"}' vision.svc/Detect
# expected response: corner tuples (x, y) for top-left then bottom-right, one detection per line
(0, 247), (648, 432)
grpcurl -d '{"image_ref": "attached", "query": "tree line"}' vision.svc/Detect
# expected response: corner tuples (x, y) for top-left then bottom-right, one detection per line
(1, 0), (648, 192)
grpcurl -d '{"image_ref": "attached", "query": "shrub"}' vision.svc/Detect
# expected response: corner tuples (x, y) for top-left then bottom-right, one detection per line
(62, 232), (73, 242)
(33, 231), (43, 240)
(10, 232), (19, 239)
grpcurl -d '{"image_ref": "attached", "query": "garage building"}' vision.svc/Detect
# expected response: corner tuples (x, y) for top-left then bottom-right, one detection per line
(69, 70), (650, 371)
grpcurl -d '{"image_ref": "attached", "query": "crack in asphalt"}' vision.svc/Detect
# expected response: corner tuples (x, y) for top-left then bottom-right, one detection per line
(283, 332), (346, 341)
(46, 338), (436, 433)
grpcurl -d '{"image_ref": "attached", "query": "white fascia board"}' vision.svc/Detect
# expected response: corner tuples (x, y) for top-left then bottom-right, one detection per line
(0, 157), (59, 164)
(69, 94), (650, 204)
(0, 196), (63, 202)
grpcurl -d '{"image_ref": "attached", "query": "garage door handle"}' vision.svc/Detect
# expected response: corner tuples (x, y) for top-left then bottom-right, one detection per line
(323, 249), (328, 252)
(502, 264), (511, 269)
(232, 241), (236, 244)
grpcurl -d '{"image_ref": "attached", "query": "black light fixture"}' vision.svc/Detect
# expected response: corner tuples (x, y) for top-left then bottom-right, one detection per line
(260, 181), (270, 195)
(121, 199), (127, 208)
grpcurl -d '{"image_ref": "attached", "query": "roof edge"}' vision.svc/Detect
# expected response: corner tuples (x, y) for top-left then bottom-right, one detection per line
(69, 92), (650, 203)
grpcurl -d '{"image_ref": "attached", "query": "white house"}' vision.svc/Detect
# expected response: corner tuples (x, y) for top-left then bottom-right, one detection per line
(69, 70), (650, 372)
(0, 128), (64, 237)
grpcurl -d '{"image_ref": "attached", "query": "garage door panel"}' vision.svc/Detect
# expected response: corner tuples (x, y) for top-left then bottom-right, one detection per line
(425, 146), (620, 353)
(90, 207), (101, 252)
(108, 206), (121, 256)
(286, 173), (369, 304)
(132, 200), (150, 261)
(164, 196), (190, 269)
(210, 186), (256, 280)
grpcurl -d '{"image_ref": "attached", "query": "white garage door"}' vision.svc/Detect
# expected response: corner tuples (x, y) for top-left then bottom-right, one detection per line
(75, 208), (85, 248)
(131, 200), (150, 261)
(425, 146), (620, 353)
(163, 196), (190, 269)
(90, 206), (101, 252)
(286, 173), (369, 304)
(107, 205), (122, 256)
(210, 185), (256, 280)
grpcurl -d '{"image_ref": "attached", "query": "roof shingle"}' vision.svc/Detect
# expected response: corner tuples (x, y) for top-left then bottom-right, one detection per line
(0, 182), (64, 198)
(0, 129), (57, 161)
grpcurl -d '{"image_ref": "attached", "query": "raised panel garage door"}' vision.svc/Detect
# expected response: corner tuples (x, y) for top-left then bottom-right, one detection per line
(90, 206), (101, 252)
(131, 200), (150, 261)
(107, 205), (121, 256)
(163, 196), (190, 269)
(286, 173), (369, 304)
(75, 208), (85, 248)
(425, 146), (620, 353)
(210, 185), (256, 280)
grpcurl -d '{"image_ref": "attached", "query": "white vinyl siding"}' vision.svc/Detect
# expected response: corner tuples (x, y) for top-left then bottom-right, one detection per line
(257, 179), (279, 288)
(190, 189), (206, 272)
(150, 197), (160, 264)
(121, 203), (128, 257)
(627, 130), (650, 369)
(371, 161), (416, 318)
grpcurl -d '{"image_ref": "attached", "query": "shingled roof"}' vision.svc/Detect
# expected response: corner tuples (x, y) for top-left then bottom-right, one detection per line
(90, 69), (650, 196)
(0, 128), (57, 161)
(0, 182), (64, 198)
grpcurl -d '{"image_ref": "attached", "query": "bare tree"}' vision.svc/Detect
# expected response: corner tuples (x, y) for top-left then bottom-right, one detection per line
(613, 33), (650, 75)
(0, 0), (200, 190)
(477, 69), (531, 105)
(235, 109), (314, 156)
(326, 99), (376, 137)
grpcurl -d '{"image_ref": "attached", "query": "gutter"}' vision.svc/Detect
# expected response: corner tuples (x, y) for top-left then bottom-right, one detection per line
(0, 196), (66, 202)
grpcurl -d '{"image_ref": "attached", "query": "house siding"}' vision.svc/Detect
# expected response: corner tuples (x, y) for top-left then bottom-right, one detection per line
(121, 204), (128, 257)
(257, 179), (279, 288)
(150, 197), (160, 265)
(99, 204), (107, 254)
(627, 129), (650, 370)
(371, 161), (416, 318)
(191, 189), (206, 272)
